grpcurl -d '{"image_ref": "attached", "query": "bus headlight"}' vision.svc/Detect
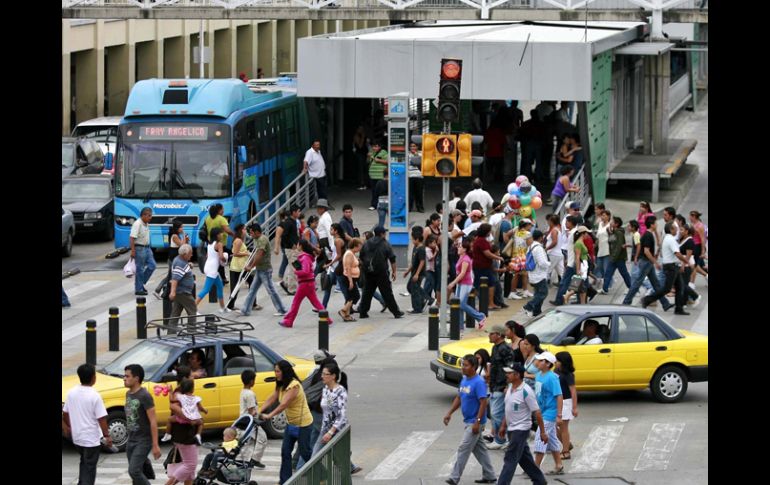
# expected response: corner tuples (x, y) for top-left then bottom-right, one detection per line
(83, 213), (103, 220)
(116, 216), (136, 226)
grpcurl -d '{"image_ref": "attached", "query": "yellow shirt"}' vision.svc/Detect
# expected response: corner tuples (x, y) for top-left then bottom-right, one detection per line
(222, 439), (238, 453)
(206, 215), (230, 245)
(230, 238), (248, 273)
(279, 380), (313, 427)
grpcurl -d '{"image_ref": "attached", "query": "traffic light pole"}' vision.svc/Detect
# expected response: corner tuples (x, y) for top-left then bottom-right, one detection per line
(439, 121), (451, 337)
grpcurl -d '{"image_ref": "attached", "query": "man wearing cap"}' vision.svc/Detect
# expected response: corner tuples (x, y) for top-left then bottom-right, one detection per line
(463, 209), (484, 234)
(443, 354), (497, 485)
(358, 226), (404, 319)
(464, 178), (495, 217)
(533, 352), (564, 475)
(522, 229), (550, 317)
(304, 140), (327, 200)
(551, 215), (580, 306)
(496, 363), (547, 485)
(486, 325), (516, 449)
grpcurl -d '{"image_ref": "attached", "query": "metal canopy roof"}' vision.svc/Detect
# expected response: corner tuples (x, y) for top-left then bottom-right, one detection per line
(297, 21), (646, 101)
(614, 41), (675, 56)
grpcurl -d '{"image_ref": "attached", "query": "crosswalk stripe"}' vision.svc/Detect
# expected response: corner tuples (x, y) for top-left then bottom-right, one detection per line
(365, 431), (443, 480)
(633, 422), (685, 471)
(436, 450), (481, 478)
(61, 297), (159, 343)
(64, 280), (109, 298)
(690, 302), (708, 335)
(569, 425), (624, 473)
(65, 281), (145, 314)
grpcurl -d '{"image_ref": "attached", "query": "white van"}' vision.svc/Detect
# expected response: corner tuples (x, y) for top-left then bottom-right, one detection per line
(72, 116), (121, 175)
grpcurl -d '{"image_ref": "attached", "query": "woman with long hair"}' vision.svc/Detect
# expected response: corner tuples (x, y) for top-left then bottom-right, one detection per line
(555, 351), (578, 460)
(258, 360), (314, 484)
(637, 201), (654, 236)
(227, 224), (249, 310)
(322, 224), (346, 309)
(280, 239), (332, 328)
(195, 227), (229, 313)
(153, 219), (188, 300)
(339, 238), (363, 322)
(448, 239), (487, 329)
(520, 334), (544, 390)
(311, 362), (349, 456)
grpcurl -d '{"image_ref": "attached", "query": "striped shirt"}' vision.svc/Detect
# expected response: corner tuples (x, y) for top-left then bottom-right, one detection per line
(170, 256), (195, 294)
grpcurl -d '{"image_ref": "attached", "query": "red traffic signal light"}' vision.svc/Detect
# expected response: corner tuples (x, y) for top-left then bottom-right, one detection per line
(437, 58), (462, 124)
(441, 60), (462, 80)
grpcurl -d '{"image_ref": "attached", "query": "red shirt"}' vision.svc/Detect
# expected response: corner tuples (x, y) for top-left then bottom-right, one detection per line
(472, 237), (493, 269)
(584, 235), (596, 263)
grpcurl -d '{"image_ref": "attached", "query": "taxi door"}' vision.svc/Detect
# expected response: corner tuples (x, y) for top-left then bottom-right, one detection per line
(188, 345), (220, 424)
(218, 343), (278, 423)
(612, 314), (675, 386)
(560, 315), (615, 388)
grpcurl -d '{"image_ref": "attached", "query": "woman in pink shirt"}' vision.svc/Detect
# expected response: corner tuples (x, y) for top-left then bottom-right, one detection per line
(636, 201), (654, 235)
(447, 240), (487, 329)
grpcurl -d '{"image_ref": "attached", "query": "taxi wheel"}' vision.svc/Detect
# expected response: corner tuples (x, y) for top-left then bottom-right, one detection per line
(651, 365), (688, 403)
(107, 409), (129, 451)
(263, 409), (288, 439)
(62, 231), (73, 257)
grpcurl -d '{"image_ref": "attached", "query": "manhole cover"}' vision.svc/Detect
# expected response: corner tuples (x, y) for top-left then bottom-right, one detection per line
(556, 478), (634, 485)
(391, 332), (419, 337)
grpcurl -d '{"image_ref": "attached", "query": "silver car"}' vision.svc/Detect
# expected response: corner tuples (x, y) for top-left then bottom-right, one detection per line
(62, 207), (75, 257)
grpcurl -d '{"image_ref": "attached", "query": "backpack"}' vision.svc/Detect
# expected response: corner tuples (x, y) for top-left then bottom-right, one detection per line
(362, 239), (388, 274)
(525, 245), (537, 272)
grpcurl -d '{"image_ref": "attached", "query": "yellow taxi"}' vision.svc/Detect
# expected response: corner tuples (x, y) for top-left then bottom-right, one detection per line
(430, 305), (708, 403)
(62, 327), (315, 450)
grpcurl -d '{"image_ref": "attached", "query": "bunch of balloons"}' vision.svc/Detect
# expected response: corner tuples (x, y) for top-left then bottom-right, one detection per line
(503, 175), (543, 220)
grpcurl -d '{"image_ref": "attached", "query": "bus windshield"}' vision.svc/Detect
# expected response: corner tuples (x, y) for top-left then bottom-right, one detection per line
(117, 124), (231, 199)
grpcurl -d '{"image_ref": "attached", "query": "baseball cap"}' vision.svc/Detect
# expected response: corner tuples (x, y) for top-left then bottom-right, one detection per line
(519, 218), (533, 226)
(485, 324), (506, 335)
(575, 225), (590, 234)
(312, 349), (336, 363)
(450, 209), (463, 218)
(373, 225), (388, 235)
(503, 362), (526, 374)
(567, 201), (581, 211)
(470, 209), (483, 218)
(534, 351), (557, 364)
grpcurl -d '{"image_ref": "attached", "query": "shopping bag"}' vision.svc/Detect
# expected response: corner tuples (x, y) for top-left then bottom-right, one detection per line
(123, 258), (136, 278)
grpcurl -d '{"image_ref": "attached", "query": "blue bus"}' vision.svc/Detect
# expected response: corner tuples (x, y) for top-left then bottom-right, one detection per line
(113, 78), (313, 249)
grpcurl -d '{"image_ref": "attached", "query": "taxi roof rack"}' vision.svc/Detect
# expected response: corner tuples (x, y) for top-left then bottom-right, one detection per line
(145, 315), (254, 345)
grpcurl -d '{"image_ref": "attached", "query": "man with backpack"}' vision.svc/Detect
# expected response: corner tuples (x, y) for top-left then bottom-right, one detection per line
(357, 226), (404, 319)
(522, 230), (551, 317)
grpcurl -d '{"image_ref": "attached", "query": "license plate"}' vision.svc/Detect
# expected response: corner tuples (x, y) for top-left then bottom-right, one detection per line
(84, 222), (94, 227)
(436, 367), (445, 380)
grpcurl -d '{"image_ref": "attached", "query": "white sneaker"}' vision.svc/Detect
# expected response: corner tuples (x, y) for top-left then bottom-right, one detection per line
(691, 295), (701, 308)
(219, 307), (232, 314)
(524, 309), (533, 317)
(688, 281), (697, 290)
(195, 434), (202, 445)
(487, 441), (508, 450)
(597, 289), (608, 295)
(507, 292), (523, 300)
(522, 290), (534, 298)
(273, 311), (287, 316)
(161, 433), (172, 442)
(368, 206), (375, 211)
(400, 292), (411, 297)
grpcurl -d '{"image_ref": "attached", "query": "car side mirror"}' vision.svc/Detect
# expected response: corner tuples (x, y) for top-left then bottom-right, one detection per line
(160, 372), (177, 383)
(237, 146), (247, 164)
(560, 337), (576, 346)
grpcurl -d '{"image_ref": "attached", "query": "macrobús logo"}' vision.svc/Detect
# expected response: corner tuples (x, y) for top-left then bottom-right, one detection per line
(152, 203), (188, 210)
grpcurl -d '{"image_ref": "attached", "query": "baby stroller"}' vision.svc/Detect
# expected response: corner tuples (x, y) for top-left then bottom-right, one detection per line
(194, 414), (262, 485)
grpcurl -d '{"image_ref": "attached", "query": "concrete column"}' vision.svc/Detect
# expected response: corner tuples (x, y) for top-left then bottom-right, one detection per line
(74, 49), (98, 123)
(62, 21), (71, 134)
(258, 21), (277, 77)
(208, 22), (215, 78)
(181, 21), (191, 78)
(127, 20), (136, 90)
(312, 20), (327, 36)
(135, 40), (160, 81)
(642, 52), (671, 155)
(163, 36), (186, 79)
(277, 20), (295, 74)
(236, 24), (255, 79)
(95, 21), (105, 117)
(214, 26), (233, 78)
(342, 20), (355, 32)
(155, 22), (165, 78)
(106, 45), (130, 116)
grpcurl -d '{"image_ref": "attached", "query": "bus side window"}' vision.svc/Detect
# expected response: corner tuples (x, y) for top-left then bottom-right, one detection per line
(234, 122), (246, 192)
(246, 119), (258, 168)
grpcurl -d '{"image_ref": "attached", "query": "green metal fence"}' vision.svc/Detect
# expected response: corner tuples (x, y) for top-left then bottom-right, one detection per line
(284, 425), (352, 485)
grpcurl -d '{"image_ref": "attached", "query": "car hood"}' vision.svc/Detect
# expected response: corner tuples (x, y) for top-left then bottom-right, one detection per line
(439, 336), (491, 358)
(62, 373), (125, 403)
(62, 200), (110, 213)
(284, 355), (316, 380)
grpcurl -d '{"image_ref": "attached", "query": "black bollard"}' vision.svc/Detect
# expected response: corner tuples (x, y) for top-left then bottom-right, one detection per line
(318, 310), (330, 351)
(136, 297), (147, 339)
(86, 319), (97, 366)
(465, 290), (476, 328)
(205, 315), (216, 334)
(108, 307), (119, 351)
(449, 297), (461, 340)
(479, 277), (489, 316)
(428, 306), (439, 350)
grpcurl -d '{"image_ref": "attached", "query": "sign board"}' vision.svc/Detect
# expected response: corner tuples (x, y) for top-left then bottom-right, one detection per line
(387, 94), (409, 246)
(193, 47), (211, 64)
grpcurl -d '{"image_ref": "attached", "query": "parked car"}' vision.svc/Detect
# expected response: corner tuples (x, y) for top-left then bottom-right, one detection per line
(71, 116), (120, 175)
(430, 305), (708, 403)
(61, 207), (75, 257)
(61, 319), (315, 450)
(62, 175), (115, 240)
(62, 137), (104, 179)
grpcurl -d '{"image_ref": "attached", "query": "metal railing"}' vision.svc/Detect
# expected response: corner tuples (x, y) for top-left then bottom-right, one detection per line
(554, 164), (592, 219)
(245, 171), (317, 240)
(285, 425), (352, 485)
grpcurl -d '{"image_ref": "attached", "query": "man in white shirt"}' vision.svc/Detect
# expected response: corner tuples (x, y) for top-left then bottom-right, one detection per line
(576, 320), (604, 345)
(522, 230), (551, 317)
(130, 207), (156, 296)
(462, 209), (484, 235)
(642, 221), (690, 315)
(62, 364), (112, 485)
(304, 140), (328, 200)
(551, 216), (580, 306)
(316, 198), (334, 262)
(463, 179), (495, 216)
(448, 186), (464, 213)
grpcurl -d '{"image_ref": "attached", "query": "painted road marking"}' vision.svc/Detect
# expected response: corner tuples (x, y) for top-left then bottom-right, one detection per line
(569, 425), (624, 473)
(395, 330), (430, 353)
(690, 302), (708, 336)
(63, 280), (109, 298)
(634, 422), (685, 471)
(365, 431), (443, 480)
(61, 298), (156, 343)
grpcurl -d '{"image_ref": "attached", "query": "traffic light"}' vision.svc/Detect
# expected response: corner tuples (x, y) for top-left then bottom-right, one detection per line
(437, 58), (462, 124)
(456, 133), (472, 177)
(435, 134), (457, 177)
(421, 133), (438, 177)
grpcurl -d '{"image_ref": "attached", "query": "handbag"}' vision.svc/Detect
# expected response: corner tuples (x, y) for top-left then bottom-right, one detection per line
(162, 445), (183, 471)
(123, 258), (136, 278)
(502, 238), (515, 259)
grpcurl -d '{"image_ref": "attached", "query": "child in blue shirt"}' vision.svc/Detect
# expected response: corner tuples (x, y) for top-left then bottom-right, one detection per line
(533, 351), (564, 475)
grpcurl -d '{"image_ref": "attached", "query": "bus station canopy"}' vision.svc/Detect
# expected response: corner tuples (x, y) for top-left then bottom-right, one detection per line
(298, 20), (647, 101)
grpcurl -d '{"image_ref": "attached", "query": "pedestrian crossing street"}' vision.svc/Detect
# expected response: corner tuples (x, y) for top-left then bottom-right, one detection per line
(63, 419), (699, 485)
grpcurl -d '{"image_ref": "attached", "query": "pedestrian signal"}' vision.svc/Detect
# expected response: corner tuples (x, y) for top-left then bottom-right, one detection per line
(456, 133), (472, 177)
(435, 134), (457, 177)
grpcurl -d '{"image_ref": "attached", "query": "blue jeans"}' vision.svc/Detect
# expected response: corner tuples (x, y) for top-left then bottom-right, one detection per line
(603, 260), (632, 292)
(554, 265), (576, 305)
(623, 259), (663, 305)
(322, 271), (337, 308)
(407, 274), (425, 311)
(422, 270), (437, 300)
(62, 286), (71, 306)
(377, 205), (387, 228)
(298, 410), (323, 468)
(595, 255), (609, 280)
(524, 279), (548, 316)
(489, 391), (506, 445)
(241, 269), (287, 315)
(278, 248), (289, 279)
(125, 439), (152, 485)
(133, 246), (156, 293)
(497, 430), (547, 485)
(281, 425), (312, 484)
(457, 284), (485, 325)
